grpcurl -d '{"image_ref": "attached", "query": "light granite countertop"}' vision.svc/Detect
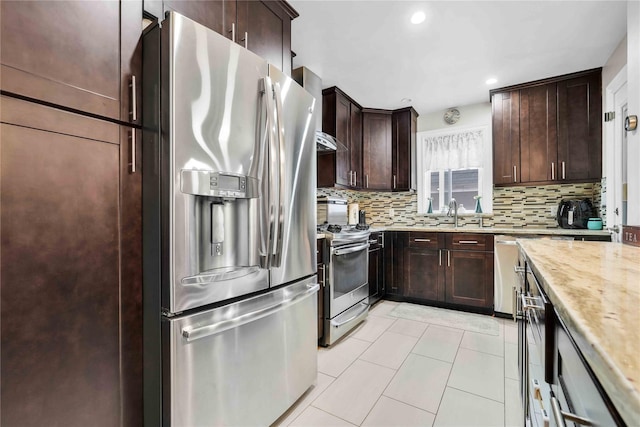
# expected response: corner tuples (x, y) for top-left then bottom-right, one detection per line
(317, 227), (611, 239)
(518, 240), (640, 426)
(378, 226), (611, 237)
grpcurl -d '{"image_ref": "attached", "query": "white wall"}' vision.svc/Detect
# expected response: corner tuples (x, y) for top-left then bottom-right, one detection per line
(417, 102), (492, 132)
(602, 35), (627, 90)
(628, 1), (640, 225)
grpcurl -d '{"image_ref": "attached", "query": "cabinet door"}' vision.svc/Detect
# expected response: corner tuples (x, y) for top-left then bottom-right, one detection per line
(0, 1), (131, 122)
(363, 111), (392, 190)
(368, 244), (385, 304)
(392, 108), (416, 191)
(519, 84), (558, 183)
(334, 93), (352, 187)
(0, 101), (126, 426)
(404, 248), (444, 301)
(121, 0), (143, 125)
(557, 72), (602, 181)
(317, 240), (325, 341)
(492, 91), (521, 185)
(445, 250), (494, 309)
(317, 153), (336, 188)
(237, 0), (293, 75)
(350, 104), (363, 188)
(386, 232), (405, 296)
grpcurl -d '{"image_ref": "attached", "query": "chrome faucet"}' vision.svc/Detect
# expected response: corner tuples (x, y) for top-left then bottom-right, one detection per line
(447, 198), (458, 228)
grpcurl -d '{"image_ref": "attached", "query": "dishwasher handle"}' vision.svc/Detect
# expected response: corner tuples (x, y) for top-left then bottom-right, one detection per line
(182, 283), (320, 341)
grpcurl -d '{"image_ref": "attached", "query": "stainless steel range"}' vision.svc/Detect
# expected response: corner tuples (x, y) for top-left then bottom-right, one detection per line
(317, 197), (371, 346)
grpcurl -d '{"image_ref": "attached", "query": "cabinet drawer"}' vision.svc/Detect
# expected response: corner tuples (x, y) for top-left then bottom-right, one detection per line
(446, 233), (493, 251)
(408, 232), (440, 249)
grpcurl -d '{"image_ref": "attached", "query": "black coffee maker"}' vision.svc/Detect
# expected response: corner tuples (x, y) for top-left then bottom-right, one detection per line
(356, 210), (369, 230)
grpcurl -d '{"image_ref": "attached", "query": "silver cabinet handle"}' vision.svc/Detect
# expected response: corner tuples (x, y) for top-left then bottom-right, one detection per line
(447, 250), (450, 267)
(182, 283), (320, 341)
(354, 170), (357, 186)
(513, 165), (517, 183)
(514, 265), (525, 273)
(129, 129), (136, 173)
(393, 174), (397, 189)
(366, 174), (369, 188)
(439, 249), (442, 266)
(551, 162), (555, 180)
(562, 161), (566, 180)
(244, 31), (248, 48)
(368, 239), (378, 244)
(458, 240), (478, 244)
(129, 75), (137, 121)
(414, 238), (431, 242)
(318, 265), (326, 287)
(230, 22), (236, 43)
(496, 240), (518, 245)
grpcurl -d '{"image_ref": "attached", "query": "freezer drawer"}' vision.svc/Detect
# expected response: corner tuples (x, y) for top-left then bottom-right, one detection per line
(163, 277), (319, 426)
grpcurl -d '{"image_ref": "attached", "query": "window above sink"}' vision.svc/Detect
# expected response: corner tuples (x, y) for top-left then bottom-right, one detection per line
(416, 125), (492, 214)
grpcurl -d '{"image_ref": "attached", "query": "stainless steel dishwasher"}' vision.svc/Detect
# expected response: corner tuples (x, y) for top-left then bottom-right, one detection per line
(494, 235), (520, 316)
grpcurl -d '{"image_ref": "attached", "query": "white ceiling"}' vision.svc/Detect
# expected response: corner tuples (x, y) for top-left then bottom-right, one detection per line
(290, 1), (627, 116)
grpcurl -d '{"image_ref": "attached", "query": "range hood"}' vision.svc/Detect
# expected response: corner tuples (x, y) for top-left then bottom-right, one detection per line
(292, 66), (346, 152)
(316, 131), (339, 151)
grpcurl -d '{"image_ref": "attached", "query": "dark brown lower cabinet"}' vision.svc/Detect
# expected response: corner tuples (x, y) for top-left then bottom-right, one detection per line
(388, 232), (494, 311)
(404, 248), (443, 301)
(368, 232), (384, 305)
(445, 250), (494, 308)
(0, 97), (142, 426)
(317, 239), (325, 341)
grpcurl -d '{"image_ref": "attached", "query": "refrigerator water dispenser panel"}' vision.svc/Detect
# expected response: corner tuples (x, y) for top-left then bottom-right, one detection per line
(181, 170), (259, 198)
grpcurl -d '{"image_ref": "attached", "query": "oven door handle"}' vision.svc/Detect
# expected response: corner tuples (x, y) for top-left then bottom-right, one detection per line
(330, 302), (369, 327)
(333, 242), (370, 256)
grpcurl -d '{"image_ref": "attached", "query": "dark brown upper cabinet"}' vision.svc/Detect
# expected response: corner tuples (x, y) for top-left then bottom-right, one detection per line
(492, 91), (520, 185)
(322, 87), (363, 188)
(490, 68), (602, 186)
(557, 72), (602, 181)
(519, 83), (558, 183)
(320, 88), (418, 191)
(160, 0), (296, 75)
(362, 109), (392, 190)
(392, 107), (418, 191)
(0, 0), (142, 125)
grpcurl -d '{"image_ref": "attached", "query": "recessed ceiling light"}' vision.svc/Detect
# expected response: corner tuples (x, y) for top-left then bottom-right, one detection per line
(410, 11), (426, 25)
(486, 78), (498, 85)
(401, 98), (412, 103)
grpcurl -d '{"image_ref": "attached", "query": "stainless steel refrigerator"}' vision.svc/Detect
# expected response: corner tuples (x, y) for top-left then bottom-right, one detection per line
(142, 12), (318, 426)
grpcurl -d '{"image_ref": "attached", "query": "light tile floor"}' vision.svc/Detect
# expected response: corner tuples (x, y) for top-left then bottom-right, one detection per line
(273, 300), (523, 427)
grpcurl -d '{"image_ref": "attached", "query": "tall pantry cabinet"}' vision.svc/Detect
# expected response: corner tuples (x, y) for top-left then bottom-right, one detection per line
(1, 1), (142, 425)
(1, 1), (298, 425)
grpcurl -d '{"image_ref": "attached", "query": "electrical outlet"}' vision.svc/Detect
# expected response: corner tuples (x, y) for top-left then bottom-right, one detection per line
(550, 205), (558, 216)
(389, 208), (395, 218)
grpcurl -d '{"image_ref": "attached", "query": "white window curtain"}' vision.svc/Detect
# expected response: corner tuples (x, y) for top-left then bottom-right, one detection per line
(416, 126), (492, 214)
(421, 129), (484, 171)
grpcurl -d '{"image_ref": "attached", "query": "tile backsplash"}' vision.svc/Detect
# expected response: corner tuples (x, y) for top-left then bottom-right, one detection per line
(317, 182), (604, 229)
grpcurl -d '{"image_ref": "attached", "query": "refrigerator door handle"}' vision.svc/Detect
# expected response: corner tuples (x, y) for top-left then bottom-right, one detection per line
(272, 81), (286, 267)
(261, 76), (277, 269)
(181, 283), (320, 342)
